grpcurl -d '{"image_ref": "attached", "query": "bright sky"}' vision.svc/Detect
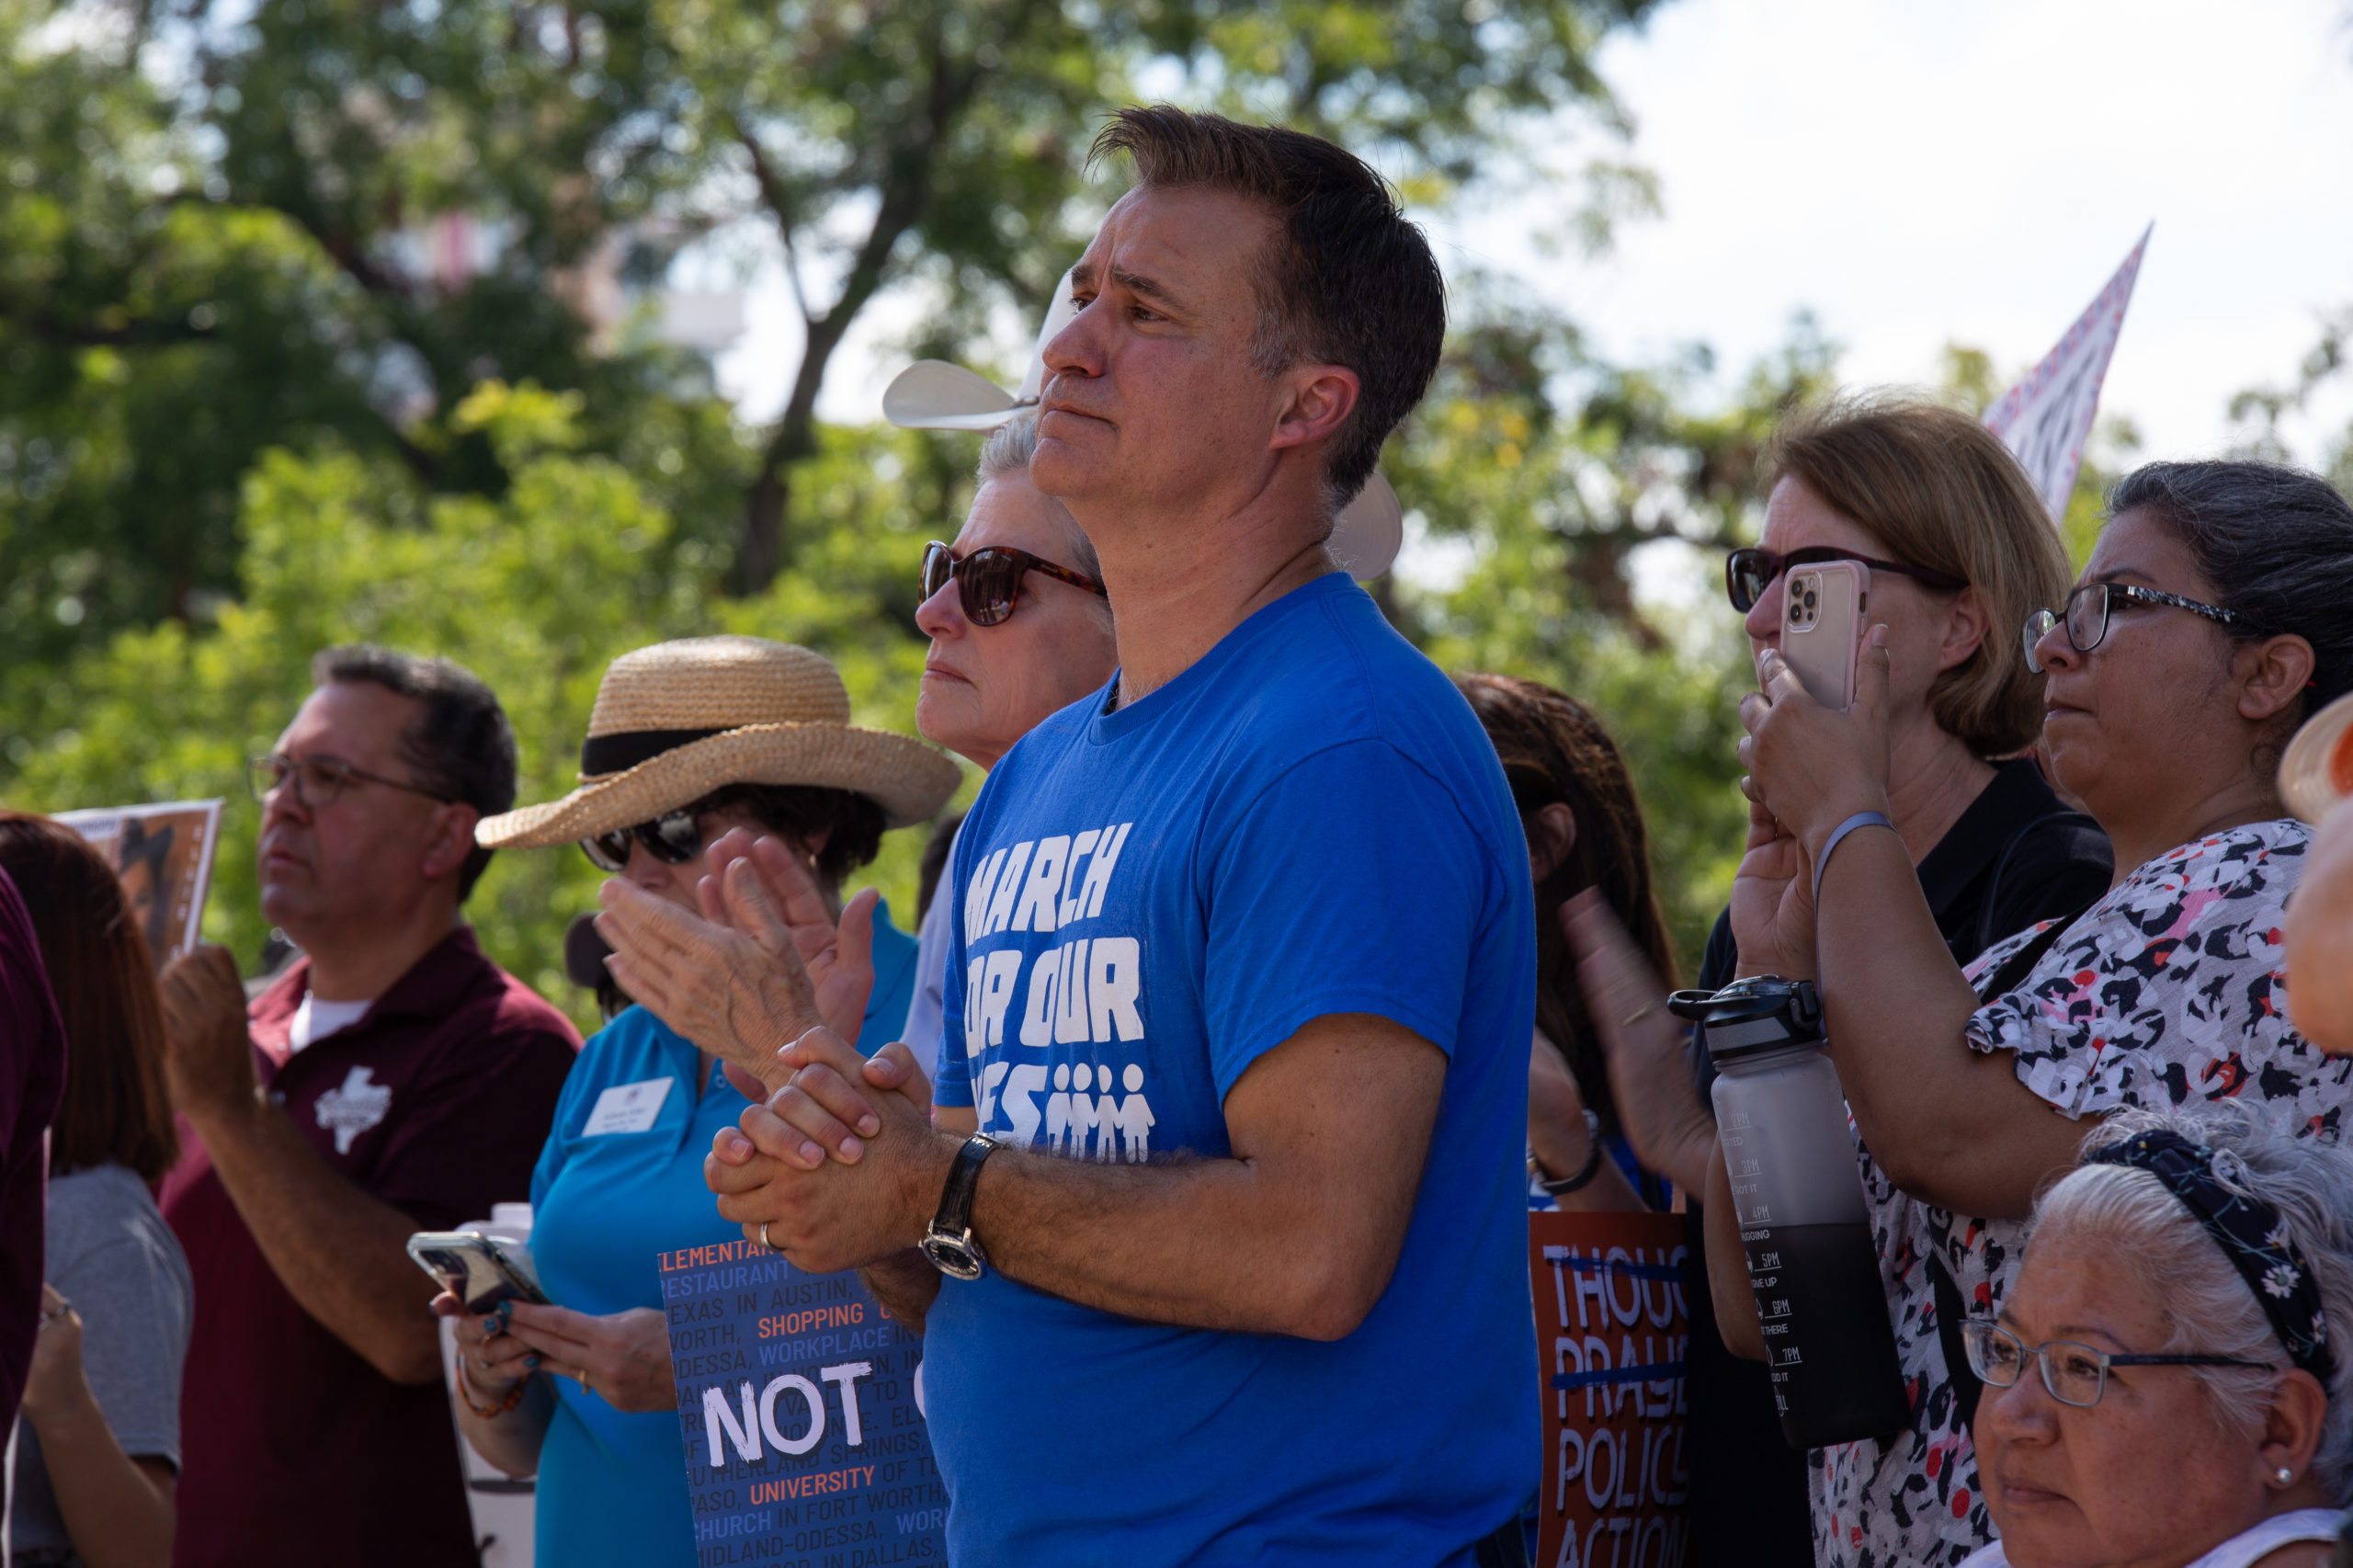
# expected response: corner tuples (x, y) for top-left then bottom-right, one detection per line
(718, 0), (2353, 474)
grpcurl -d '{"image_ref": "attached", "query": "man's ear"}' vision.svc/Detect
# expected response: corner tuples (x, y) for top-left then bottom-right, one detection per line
(2237, 633), (2317, 723)
(1267, 363), (1360, 455)
(420, 802), (483, 885)
(1936, 585), (1992, 674)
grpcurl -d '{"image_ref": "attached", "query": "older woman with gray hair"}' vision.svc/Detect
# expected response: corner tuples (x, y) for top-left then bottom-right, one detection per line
(896, 407), (1120, 1076)
(1960, 1106), (2350, 1568)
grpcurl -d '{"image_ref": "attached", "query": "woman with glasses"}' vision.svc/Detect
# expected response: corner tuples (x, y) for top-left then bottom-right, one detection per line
(896, 407), (1120, 1082)
(1570, 394), (2115, 1565)
(1957, 1106), (2351, 1567)
(1705, 459), (2353, 1566)
(434, 636), (960, 1568)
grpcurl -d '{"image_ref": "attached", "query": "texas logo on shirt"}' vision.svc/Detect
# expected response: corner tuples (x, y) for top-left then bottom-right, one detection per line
(314, 1065), (392, 1154)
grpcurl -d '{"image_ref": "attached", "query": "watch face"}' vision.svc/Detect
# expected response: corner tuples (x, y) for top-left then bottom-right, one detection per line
(920, 1229), (987, 1282)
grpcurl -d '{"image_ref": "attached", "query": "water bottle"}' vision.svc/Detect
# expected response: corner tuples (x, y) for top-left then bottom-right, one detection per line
(1671, 975), (1907, 1449)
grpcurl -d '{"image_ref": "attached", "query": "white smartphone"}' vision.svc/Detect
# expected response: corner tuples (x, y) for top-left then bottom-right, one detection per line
(406, 1231), (549, 1312)
(1779, 560), (1870, 710)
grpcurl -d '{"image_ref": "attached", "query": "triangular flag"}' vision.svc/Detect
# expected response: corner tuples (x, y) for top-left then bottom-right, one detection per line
(1984, 224), (2152, 522)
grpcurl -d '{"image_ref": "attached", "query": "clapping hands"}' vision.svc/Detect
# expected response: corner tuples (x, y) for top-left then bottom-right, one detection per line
(595, 828), (877, 1096)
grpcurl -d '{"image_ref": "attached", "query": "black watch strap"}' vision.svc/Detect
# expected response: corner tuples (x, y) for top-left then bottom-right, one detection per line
(934, 1133), (999, 1237)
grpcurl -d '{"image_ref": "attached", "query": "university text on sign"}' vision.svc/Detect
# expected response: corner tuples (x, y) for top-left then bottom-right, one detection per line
(659, 1239), (946, 1567)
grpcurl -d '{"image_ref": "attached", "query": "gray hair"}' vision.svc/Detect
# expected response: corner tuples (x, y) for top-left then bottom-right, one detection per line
(974, 410), (1103, 585)
(2108, 460), (2353, 714)
(2029, 1105), (2353, 1502)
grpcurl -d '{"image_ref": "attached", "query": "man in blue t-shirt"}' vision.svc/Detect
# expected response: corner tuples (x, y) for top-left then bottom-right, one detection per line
(604, 106), (1537, 1567)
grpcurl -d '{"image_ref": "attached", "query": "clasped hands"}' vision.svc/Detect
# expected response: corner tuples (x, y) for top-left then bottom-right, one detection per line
(594, 828), (958, 1274)
(1729, 629), (1897, 982)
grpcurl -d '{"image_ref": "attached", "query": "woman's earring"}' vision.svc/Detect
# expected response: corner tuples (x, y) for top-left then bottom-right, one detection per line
(2276, 1466), (2295, 1486)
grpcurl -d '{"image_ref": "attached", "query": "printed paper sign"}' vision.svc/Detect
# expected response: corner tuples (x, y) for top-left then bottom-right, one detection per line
(53, 800), (224, 971)
(658, 1238), (947, 1567)
(1529, 1210), (1691, 1568)
(1982, 225), (2152, 522)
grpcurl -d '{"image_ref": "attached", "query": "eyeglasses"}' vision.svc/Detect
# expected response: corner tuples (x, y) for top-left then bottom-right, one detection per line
(1960, 1320), (2273, 1409)
(1724, 546), (1967, 614)
(248, 753), (449, 811)
(580, 809), (704, 874)
(921, 540), (1107, 628)
(2021, 581), (2259, 675)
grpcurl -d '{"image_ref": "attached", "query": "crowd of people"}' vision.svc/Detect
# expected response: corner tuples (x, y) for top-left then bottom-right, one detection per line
(2, 103), (2352, 1568)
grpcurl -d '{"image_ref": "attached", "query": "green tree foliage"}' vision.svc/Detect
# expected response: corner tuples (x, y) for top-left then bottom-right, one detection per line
(0, 0), (1666, 687)
(5, 383), (969, 1028)
(2230, 305), (2353, 497)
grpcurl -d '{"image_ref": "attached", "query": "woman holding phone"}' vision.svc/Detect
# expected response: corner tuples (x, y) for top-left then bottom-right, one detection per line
(1694, 459), (2353, 1565)
(1574, 395), (2115, 1562)
(432, 636), (959, 1568)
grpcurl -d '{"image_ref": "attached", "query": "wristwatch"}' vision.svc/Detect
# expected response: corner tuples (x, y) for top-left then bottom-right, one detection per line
(919, 1133), (1000, 1281)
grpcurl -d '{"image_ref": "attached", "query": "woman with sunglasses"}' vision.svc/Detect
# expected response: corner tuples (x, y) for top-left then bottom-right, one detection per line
(1698, 459), (2353, 1566)
(435, 636), (960, 1568)
(1959, 1106), (2351, 1567)
(1570, 395), (2114, 1564)
(896, 407), (1120, 1082)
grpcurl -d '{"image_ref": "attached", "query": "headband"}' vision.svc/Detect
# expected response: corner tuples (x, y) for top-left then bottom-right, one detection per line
(2083, 1128), (2334, 1384)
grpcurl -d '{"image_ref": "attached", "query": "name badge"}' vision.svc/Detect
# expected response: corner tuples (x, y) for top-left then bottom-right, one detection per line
(582, 1076), (675, 1136)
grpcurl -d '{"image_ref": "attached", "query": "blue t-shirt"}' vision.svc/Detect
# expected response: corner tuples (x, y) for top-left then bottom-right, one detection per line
(931, 572), (1537, 1568)
(527, 903), (915, 1568)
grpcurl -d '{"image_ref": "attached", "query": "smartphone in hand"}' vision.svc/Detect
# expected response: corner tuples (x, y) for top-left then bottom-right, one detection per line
(406, 1231), (550, 1313)
(1778, 560), (1870, 710)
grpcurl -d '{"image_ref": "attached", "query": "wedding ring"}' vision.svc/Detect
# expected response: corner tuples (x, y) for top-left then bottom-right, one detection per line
(760, 1221), (783, 1255)
(1621, 1002), (1660, 1028)
(581, 1369), (594, 1396)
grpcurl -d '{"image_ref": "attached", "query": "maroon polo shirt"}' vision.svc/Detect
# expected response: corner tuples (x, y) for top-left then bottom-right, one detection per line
(0, 868), (67, 1440)
(161, 926), (580, 1568)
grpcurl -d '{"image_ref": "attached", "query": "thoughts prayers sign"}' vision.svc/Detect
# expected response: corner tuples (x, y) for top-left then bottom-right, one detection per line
(1529, 1211), (1691, 1568)
(659, 1240), (947, 1566)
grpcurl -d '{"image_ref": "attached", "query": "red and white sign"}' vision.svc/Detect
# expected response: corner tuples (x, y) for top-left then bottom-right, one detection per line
(1530, 1210), (1691, 1568)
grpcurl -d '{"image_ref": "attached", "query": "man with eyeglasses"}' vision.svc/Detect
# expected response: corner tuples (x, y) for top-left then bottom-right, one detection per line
(157, 644), (579, 1568)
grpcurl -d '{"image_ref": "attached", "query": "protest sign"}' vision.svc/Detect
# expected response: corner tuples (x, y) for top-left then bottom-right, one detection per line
(659, 1238), (947, 1568)
(1529, 1210), (1690, 1568)
(53, 799), (224, 970)
(1983, 225), (2152, 521)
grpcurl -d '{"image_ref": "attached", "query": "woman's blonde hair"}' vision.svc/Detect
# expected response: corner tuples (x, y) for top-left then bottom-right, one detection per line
(1767, 393), (2073, 758)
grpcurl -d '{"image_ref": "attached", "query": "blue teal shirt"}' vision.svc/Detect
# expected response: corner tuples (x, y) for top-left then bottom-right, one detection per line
(525, 902), (915, 1567)
(931, 574), (1537, 1567)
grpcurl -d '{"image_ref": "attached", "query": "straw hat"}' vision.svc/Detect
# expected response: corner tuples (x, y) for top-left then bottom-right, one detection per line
(2281, 689), (2353, 825)
(881, 267), (1404, 582)
(476, 637), (961, 849)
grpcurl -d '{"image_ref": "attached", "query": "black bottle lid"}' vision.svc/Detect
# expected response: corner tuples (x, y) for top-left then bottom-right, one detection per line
(1665, 974), (1825, 1062)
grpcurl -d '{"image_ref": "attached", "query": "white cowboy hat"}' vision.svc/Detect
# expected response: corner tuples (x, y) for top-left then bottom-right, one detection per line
(881, 267), (1404, 582)
(2281, 689), (2353, 825)
(476, 637), (961, 849)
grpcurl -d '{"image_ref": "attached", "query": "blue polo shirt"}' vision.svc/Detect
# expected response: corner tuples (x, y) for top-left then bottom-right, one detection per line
(526, 903), (915, 1567)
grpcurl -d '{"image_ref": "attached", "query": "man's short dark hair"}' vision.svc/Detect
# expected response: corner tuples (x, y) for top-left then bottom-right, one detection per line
(1090, 106), (1446, 510)
(312, 644), (517, 902)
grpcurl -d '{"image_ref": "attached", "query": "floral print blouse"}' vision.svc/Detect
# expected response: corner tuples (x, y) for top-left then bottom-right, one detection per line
(1814, 820), (2345, 1567)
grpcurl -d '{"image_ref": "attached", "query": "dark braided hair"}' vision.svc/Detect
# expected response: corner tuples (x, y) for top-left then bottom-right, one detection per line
(1458, 673), (1678, 1139)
